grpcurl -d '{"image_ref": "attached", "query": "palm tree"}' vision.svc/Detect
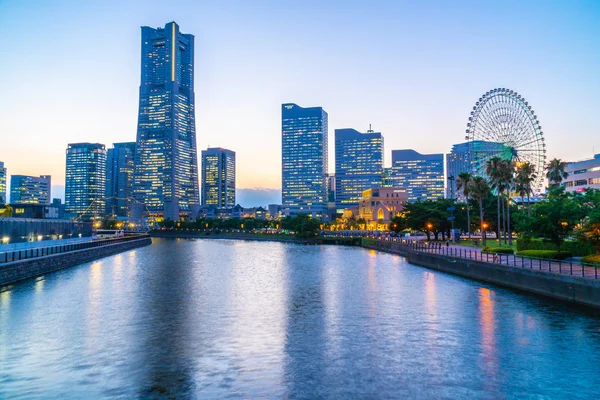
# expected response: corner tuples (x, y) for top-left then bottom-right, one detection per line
(515, 162), (537, 216)
(468, 176), (489, 246)
(486, 157), (504, 245)
(456, 172), (473, 238)
(502, 160), (516, 246)
(546, 158), (569, 187)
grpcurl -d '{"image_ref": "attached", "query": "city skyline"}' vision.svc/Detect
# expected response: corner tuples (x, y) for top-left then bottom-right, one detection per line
(1, 1), (600, 206)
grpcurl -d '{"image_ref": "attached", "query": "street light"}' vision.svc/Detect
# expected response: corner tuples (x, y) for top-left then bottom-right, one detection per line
(427, 223), (433, 230)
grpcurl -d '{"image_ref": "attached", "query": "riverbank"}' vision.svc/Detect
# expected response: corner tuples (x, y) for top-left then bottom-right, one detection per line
(0, 235), (152, 287)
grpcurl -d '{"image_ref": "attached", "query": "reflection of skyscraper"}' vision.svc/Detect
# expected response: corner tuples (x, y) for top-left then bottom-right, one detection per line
(133, 22), (199, 221)
(201, 148), (236, 208)
(391, 149), (444, 202)
(0, 162), (6, 203)
(106, 142), (136, 217)
(335, 128), (383, 211)
(65, 143), (106, 218)
(281, 103), (328, 217)
(10, 175), (51, 204)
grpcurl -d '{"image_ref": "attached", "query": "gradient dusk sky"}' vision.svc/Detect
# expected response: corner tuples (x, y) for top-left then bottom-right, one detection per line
(0, 0), (599, 204)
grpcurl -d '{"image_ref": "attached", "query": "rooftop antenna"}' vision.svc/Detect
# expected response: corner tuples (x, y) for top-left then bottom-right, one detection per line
(367, 124), (374, 133)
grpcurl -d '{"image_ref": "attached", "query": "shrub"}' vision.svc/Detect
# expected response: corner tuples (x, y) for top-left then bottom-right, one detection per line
(482, 247), (514, 254)
(517, 239), (594, 256)
(516, 250), (573, 260)
(581, 254), (600, 265)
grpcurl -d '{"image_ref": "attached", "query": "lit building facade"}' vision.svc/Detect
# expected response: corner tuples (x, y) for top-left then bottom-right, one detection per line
(446, 141), (508, 198)
(0, 162), (6, 204)
(201, 147), (236, 208)
(133, 21), (199, 221)
(10, 175), (51, 204)
(335, 128), (383, 211)
(106, 142), (136, 217)
(391, 149), (444, 202)
(281, 103), (328, 217)
(564, 153), (600, 193)
(65, 143), (107, 219)
(358, 187), (407, 228)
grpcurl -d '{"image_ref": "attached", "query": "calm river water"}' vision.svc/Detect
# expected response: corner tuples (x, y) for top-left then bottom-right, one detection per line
(1, 238), (600, 399)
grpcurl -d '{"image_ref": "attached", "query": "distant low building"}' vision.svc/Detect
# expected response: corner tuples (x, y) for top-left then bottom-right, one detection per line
(9, 203), (60, 219)
(563, 154), (600, 193)
(0, 162), (6, 204)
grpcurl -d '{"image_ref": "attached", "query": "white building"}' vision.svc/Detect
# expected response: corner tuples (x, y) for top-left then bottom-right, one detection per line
(564, 154), (600, 193)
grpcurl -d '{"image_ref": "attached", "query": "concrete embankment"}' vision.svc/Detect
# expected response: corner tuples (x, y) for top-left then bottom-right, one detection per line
(0, 236), (152, 287)
(362, 240), (600, 309)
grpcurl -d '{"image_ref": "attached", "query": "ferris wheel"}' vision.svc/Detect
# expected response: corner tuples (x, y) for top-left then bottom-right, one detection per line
(465, 88), (546, 192)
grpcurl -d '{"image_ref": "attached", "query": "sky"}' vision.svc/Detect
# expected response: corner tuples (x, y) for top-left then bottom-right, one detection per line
(0, 0), (599, 206)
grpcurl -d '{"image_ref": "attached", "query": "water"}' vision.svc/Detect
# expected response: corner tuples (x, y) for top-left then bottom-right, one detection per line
(1, 238), (600, 399)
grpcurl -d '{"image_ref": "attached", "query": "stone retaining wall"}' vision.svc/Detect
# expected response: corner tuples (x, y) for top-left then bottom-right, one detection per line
(0, 236), (152, 287)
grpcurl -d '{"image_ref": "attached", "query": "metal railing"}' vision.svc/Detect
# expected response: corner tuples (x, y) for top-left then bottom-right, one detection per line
(0, 235), (149, 265)
(366, 236), (600, 280)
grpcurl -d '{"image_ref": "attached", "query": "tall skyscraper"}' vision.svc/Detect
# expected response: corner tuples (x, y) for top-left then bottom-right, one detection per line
(65, 143), (106, 219)
(335, 128), (384, 211)
(201, 147), (236, 208)
(106, 142), (136, 217)
(281, 103), (328, 217)
(391, 149), (444, 202)
(10, 175), (51, 204)
(133, 21), (199, 221)
(0, 162), (6, 204)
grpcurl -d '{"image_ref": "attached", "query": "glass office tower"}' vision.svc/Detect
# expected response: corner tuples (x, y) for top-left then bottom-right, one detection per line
(201, 147), (236, 208)
(10, 175), (51, 204)
(0, 162), (6, 204)
(335, 128), (383, 211)
(106, 142), (136, 217)
(281, 103), (328, 217)
(391, 149), (444, 202)
(65, 143), (106, 219)
(133, 21), (199, 221)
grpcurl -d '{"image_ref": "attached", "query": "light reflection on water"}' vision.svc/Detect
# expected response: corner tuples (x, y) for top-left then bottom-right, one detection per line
(0, 238), (600, 398)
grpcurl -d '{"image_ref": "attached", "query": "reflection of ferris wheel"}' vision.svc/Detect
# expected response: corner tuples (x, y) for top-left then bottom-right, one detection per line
(465, 88), (546, 192)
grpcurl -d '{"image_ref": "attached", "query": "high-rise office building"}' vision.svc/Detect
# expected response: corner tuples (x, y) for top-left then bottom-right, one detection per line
(133, 21), (199, 221)
(10, 175), (51, 204)
(65, 143), (106, 219)
(391, 149), (444, 202)
(335, 128), (383, 211)
(446, 140), (507, 198)
(201, 147), (236, 208)
(281, 103), (328, 217)
(0, 162), (6, 204)
(106, 142), (136, 217)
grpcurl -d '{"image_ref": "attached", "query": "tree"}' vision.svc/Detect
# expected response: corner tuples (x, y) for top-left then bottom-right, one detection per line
(468, 176), (490, 246)
(502, 160), (516, 246)
(486, 157), (505, 245)
(546, 158), (569, 187)
(515, 162), (537, 216)
(456, 172), (473, 238)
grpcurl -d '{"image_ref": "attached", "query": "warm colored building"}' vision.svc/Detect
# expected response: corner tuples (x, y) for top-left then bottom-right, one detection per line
(10, 175), (51, 205)
(358, 187), (407, 228)
(133, 21), (200, 220)
(334, 128), (384, 211)
(281, 103), (328, 218)
(563, 154), (600, 193)
(201, 148), (236, 208)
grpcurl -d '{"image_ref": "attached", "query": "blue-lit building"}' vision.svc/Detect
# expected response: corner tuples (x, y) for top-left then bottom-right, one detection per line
(446, 141), (508, 198)
(0, 162), (6, 204)
(10, 175), (51, 204)
(201, 147), (236, 209)
(65, 143), (107, 219)
(133, 21), (199, 221)
(335, 128), (383, 211)
(391, 150), (444, 202)
(106, 142), (136, 217)
(281, 103), (328, 217)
